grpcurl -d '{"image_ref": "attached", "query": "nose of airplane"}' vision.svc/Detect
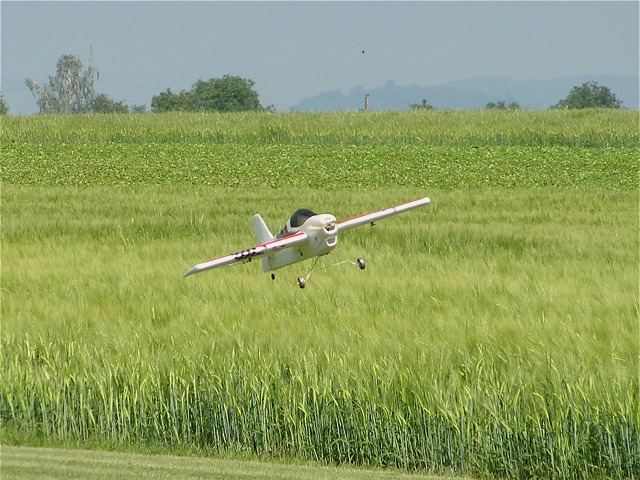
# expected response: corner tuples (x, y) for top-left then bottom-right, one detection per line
(323, 215), (337, 232)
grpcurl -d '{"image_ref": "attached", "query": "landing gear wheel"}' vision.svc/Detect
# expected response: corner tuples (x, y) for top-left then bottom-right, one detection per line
(297, 277), (306, 289)
(357, 258), (366, 270)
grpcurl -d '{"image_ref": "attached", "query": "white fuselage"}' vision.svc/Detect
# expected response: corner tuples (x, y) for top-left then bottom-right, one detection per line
(265, 214), (338, 271)
(183, 196), (430, 279)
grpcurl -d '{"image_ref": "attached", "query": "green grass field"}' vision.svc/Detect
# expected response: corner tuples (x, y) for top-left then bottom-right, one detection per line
(2, 445), (464, 480)
(1, 110), (638, 479)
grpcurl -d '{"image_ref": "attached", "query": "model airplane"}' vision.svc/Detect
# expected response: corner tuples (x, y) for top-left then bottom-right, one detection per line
(183, 196), (430, 288)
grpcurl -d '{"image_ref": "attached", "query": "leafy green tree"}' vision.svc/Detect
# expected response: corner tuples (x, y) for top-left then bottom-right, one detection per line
(196, 75), (260, 112)
(552, 81), (622, 109)
(150, 88), (192, 112)
(486, 100), (521, 110)
(151, 75), (267, 113)
(26, 54), (97, 114)
(0, 91), (8, 115)
(25, 52), (137, 114)
(410, 98), (435, 110)
(130, 105), (147, 114)
(92, 93), (128, 114)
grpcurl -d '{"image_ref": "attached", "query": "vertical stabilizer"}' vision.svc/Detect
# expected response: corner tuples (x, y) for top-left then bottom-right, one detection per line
(252, 214), (274, 272)
(252, 214), (274, 243)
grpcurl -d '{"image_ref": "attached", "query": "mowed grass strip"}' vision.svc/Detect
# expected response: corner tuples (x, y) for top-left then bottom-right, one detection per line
(2, 445), (464, 480)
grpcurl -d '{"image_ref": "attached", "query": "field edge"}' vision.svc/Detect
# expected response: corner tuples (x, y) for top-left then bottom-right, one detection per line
(0, 444), (468, 480)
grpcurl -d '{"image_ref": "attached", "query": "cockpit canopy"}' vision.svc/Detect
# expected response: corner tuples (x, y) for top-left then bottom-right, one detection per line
(289, 209), (317, 228)
(277, 209), (317, 238)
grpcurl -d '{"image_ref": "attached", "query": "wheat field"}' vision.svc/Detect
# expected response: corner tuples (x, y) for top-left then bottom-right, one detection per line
(1, 110), (638, 479)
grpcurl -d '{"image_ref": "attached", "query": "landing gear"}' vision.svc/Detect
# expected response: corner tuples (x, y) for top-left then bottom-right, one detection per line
(295, 257), (365, 288)
(296, 257), (320, 289)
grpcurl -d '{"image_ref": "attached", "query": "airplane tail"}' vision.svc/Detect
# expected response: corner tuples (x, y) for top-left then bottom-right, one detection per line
(252, 214), (274, 243)
(252, 214), (274, 272)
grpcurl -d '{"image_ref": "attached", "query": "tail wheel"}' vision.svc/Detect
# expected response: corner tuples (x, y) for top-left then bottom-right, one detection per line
(297, 277), (306, 289)
(357, 258), (366, 270)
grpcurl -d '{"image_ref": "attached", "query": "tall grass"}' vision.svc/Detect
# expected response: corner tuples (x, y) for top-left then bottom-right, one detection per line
(2, 183), (638, 479)
(2, 109), (638, 146)
(2, 111), (638, 477)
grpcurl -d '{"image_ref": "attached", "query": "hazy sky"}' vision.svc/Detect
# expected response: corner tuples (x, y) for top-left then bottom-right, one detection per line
(2, 1), (638, 114)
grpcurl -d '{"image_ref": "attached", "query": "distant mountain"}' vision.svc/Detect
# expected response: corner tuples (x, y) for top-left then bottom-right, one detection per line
(291, 75), (639, 111)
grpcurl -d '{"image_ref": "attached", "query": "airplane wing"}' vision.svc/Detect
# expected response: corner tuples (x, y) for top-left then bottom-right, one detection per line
(183, 231), (308, 277)
(337, 196), (430, 232)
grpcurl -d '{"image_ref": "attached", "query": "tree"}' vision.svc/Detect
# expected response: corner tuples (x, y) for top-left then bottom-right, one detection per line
(486, 100), (520, 110)
(26, 54), (97, 114)
(151, 75), (267, 113)
(130, 105), (147, 114)
(25, 51), (137, 114)
(0, 91), (8, 115)
(150, 88), (192, 112)
(92, 93), (128, 114)
(192, 75), (260, 112)
(552, 81), (622, 109)
(410, 98), (435, 110)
